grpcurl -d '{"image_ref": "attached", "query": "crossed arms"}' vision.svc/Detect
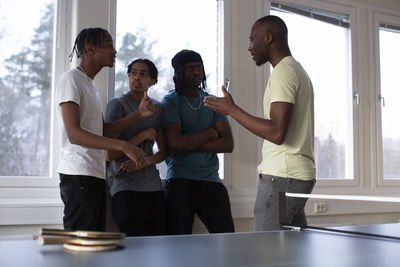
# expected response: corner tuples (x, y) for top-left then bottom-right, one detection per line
(164, 120), (234, 154)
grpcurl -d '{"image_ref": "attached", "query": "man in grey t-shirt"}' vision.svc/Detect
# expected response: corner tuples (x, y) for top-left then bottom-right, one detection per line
(105, 59), (167, 236)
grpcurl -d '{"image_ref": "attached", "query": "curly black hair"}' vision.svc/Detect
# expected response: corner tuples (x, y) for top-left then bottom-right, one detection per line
(127, 58), (158, 84)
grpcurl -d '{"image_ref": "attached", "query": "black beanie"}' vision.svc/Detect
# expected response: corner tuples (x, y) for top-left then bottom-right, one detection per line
(171, 49), (203, 70)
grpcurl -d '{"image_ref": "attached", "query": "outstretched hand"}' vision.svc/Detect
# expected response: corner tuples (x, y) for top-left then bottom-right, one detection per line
(203, 85), (235, 115)
(138, 91), (155, 118)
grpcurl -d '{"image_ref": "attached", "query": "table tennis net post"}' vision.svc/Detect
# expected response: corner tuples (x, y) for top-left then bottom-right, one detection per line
(278, 192), (314, 229)
(278, 192), (400, 229)
(278, 192), (287, 227)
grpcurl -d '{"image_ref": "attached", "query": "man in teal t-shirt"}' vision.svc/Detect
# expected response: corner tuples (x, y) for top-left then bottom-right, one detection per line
(162, 49), (235, 234)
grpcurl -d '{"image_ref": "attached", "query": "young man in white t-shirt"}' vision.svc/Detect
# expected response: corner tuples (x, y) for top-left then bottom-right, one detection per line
(204, 16), (316, 231)
(56, 28), (154, 231)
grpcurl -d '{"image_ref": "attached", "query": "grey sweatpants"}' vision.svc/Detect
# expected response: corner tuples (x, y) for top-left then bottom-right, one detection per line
(253, 174), (315, 231)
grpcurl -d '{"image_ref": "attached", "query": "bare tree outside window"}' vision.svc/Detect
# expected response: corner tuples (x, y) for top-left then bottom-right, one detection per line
(379, 27), (400, 179)
(0, 1), (54, 176)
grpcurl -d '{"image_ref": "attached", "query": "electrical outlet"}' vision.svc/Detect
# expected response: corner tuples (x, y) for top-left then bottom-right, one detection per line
(314, 202), (327, 214)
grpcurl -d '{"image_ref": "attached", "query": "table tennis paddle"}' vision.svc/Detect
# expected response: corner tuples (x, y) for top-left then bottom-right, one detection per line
(38, 228), (126, 252)
(40, 228), (126, 239)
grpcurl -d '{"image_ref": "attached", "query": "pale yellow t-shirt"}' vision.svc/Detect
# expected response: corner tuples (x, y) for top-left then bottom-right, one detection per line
(257, 56), (316, 180)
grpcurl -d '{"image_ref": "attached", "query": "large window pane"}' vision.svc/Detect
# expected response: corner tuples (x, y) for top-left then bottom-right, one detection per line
(115, 0), (219, 100)
(0, 0), (54, 176)
(379, 26), (400, 179)
(116, 0), (220, 178)
(271, 5), (353, 180)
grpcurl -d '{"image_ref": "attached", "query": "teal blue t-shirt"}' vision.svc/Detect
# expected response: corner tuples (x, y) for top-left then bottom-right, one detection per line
(162, 90), (227, 183)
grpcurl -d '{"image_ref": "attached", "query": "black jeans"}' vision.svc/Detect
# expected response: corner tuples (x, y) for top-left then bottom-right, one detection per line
(112, 190), (166, 236)
(165, 178), (235, 235)
(59, 174), (106, 231)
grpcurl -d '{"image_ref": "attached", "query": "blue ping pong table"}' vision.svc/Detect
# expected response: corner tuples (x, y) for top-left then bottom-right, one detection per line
(1, 223), (400, 267)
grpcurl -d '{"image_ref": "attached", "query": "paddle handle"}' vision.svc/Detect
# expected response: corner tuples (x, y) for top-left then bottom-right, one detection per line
(38, 235), (74, 245)
(40, 228), (76, 236)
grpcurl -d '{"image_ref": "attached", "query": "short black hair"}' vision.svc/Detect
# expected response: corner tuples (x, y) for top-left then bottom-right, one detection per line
(256, 15), (288, 35)
(69, 28), (109, 61)
(127, 58), (158, 84)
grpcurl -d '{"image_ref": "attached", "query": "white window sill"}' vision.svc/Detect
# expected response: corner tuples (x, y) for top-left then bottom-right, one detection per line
(0, 198), (63, 225)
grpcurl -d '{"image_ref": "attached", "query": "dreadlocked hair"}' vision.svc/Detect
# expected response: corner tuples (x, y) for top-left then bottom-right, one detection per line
(173, 66), (207, 94)
(69, 28), (109, 62)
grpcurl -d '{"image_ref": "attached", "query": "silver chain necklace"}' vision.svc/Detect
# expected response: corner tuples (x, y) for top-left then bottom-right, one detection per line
(183, 95), (202, 111)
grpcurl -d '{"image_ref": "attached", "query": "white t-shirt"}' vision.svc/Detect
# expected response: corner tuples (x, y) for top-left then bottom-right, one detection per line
(257, 56), (315, 180)
(56, 68), (105, 179)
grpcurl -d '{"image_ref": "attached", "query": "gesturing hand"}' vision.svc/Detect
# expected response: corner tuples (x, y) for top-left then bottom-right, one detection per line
(123, 143), (145, 168)
(203, 85), (235, 115)
(120, 158), (147, 172)
(138, 91), (155, 118)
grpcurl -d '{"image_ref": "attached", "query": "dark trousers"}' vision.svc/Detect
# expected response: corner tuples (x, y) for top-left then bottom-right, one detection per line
(165, 178), (235, 235)
(59, 174), (106, 231)
(111, 190), (166, 236)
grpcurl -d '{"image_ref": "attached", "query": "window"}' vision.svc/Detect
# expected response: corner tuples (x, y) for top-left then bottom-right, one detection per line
(115, 0), (220, 100)
(271, 3), (354, 180)
(0, 0), (399, 228)
(378, 23), (400, 180)
(0, 0), (70, 226)
(115, 0), (222, 179)
(0, 0), (54, 177)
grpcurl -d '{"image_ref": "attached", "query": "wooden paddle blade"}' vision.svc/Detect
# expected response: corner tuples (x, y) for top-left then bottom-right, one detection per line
(40, 228), (126, 239)
(38, 235), (125, 246)
(63, 243), (118, 252)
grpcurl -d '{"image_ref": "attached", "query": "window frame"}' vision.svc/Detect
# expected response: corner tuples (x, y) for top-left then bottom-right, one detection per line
(3, 0), (400, 227)
(373, 11), (400, 187)
(270, 0), (360, 188)
(268, 1), (400, 219)
(0, 0), (70, 225)
(108, 0), (229, 184)
(268, 0), (400, 200)
(0, 0), (65, 187)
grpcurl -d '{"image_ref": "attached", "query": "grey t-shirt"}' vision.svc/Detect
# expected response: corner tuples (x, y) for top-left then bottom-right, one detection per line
(105, 93), (163, 196)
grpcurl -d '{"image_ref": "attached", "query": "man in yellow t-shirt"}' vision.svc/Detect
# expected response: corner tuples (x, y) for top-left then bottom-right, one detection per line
(204, 15), (316, 230)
